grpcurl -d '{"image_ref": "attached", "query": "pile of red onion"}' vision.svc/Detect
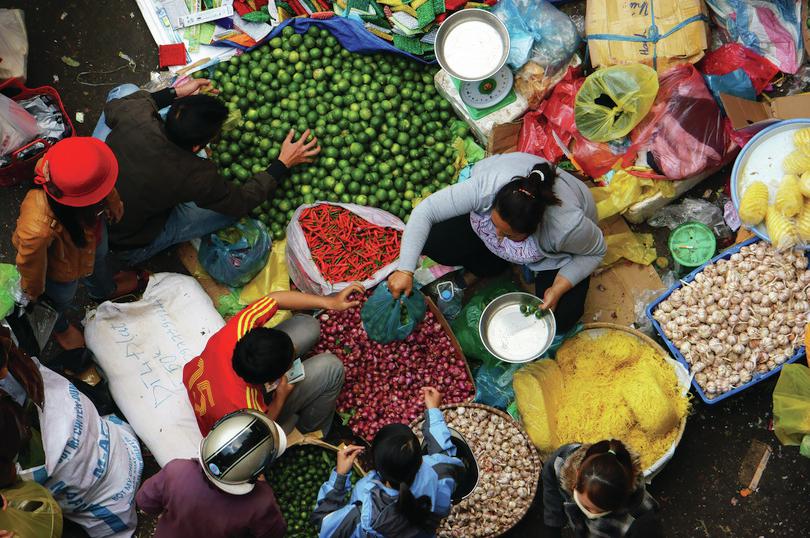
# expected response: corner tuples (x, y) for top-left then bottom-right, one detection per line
(312, 295), (475, 440)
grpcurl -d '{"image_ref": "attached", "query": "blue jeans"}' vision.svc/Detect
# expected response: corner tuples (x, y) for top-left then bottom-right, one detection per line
(116, 202), (237, 265)
(44, 223), (116, 333)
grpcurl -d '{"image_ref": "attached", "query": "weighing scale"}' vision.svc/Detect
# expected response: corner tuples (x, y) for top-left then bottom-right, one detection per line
(451, 66), (517, 120)
(668, 222), (716, 270)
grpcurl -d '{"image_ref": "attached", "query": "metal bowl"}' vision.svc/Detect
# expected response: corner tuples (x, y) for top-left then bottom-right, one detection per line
(479, 292), (556, 363)
(434, 9), (510, 82)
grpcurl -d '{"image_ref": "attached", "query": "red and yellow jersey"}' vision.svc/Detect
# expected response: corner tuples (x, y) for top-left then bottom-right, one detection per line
(183, 296), (279, 436)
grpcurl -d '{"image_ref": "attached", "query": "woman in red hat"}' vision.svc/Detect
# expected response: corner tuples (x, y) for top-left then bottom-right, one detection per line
(12, 137), (143, 350)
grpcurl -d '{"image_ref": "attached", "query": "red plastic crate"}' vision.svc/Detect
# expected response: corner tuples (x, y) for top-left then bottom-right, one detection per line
(0, 78), (75, 187)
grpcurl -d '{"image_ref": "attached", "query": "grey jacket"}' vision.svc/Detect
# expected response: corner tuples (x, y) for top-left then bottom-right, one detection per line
(397, 152), (606, 286)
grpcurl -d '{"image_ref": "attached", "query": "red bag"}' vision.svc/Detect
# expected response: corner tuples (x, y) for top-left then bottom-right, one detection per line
(0, 78), (75, 188)
(699, 43), (779, 95)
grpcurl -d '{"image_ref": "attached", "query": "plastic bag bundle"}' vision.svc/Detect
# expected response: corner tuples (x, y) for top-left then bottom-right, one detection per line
(574, 64), (659, 143)
(199, 218), (271, 288)
(773, 364), (810, 454)
(360, 282), (427, 344)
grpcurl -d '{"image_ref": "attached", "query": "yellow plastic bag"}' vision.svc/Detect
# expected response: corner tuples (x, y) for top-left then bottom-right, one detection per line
(600, 232), (657, 266)
(513, 359), (564, 452)
(0, 480), (63, 537)
(591, 169), (676, 221)
(240, 238), (292, 328)
(575, 64), (659, 142)
(773, 363), (810, 448)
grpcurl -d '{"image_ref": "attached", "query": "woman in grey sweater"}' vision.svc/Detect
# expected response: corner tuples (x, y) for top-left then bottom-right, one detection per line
(388, 152), (605, 332)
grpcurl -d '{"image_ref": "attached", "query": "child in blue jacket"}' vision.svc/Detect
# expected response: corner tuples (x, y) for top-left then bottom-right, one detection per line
(312, 387), (463, 537)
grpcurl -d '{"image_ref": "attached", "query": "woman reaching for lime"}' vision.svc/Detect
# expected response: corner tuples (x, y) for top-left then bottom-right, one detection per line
(387, 153), (605, 332)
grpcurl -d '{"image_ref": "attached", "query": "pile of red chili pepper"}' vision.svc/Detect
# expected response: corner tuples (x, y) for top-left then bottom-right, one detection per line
(299, 204), (402, 283)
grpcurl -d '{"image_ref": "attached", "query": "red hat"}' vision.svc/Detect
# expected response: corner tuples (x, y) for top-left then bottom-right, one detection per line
(36, 137), (118, 207)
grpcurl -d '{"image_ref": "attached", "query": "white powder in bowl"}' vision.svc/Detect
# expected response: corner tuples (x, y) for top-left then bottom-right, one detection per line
(443, 20), (504, 80)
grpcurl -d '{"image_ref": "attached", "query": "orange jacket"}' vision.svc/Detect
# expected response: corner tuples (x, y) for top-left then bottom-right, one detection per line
(12, 188), (121, 299)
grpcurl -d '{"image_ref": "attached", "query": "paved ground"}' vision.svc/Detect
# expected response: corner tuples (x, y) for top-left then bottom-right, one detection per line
(2, 2), (809, 537)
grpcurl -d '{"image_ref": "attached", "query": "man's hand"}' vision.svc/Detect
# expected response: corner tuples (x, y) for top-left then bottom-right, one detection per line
(387, 271), (413, 299)
(175, 78), (217, 97)
(275, 376), (296, 402)
(422, 386), (442, 409)
(325, 283), (364, 311)
(278, 129), (320, 168)
(336, 445), (364, 475)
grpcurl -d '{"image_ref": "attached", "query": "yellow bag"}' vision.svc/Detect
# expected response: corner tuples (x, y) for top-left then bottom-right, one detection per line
(513, 359), (564, 451)
(591, 169), (676, 221)
(575, 64), (659, 142)
(773, 364), (810, 447)
(0, 480), (62, 537)
(240, 238), (292, 328)
(601, 232), (657, 266)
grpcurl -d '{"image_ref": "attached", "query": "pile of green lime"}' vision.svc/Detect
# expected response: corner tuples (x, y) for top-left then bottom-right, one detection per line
(207, 25), (466, 240)
(265, 445), (358, 537)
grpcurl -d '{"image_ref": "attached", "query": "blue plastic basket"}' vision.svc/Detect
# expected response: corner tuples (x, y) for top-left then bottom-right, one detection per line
(646, 237), (808, 405)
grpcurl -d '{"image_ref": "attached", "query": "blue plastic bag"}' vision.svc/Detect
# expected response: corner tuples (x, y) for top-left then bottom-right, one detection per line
(199, 218), (271, 288)
(702, 69), (756, 111)
(361, 283), (427, 344)
(493, 0), (579, 72)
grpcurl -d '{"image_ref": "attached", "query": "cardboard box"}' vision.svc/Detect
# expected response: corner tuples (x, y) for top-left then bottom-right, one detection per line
(720, 92), (810, 131)
(586, 0), (710, 71)
(487, 121), (522, 155)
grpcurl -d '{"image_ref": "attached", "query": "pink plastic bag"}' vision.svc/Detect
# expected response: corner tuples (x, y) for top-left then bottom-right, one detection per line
(633, 64), (737, 179)
(0, 92), (38, 157)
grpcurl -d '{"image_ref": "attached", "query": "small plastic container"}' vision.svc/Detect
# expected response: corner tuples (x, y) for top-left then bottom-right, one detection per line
(668, 221), (716, 273)
(436, 281), (463, 321)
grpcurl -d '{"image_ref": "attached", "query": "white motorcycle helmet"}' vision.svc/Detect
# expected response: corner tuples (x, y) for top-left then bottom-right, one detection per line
(199, 409), (287, 495)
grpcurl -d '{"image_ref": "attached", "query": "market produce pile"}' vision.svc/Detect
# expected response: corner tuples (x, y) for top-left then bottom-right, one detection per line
(411, 405), (539, 538)
(208, 25), (465, 240)
(298, 204), (402, 283)
(653, 241), (810, 399)
(514, 330), (688, 470)
(312, 293), (475, 440)
(265, 444), (358, 537)
(738, 127), (810, 249)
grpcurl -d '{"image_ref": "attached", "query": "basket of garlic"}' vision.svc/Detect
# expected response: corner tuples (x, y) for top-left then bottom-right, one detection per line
(732, 119), (810, 250)
(647, 238), (809, 403)
(410, 403), (540, 538)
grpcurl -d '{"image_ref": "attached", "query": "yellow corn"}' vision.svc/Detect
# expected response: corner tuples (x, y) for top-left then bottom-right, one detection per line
(738, 181), (769, 225)
(775, 174), (803, 217)
(766, 205), (798, 250)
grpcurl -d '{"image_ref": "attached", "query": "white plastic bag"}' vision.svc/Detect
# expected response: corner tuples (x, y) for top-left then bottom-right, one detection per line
(286, 202), (406, 296)
(84, 272), (225, 467)
(17, 361), (143, 538)
(0, 9), (28, 80)
(0, 93), (39, 157)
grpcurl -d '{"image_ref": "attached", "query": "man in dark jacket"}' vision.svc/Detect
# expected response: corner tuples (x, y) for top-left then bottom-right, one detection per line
(94, 79), (319, 265)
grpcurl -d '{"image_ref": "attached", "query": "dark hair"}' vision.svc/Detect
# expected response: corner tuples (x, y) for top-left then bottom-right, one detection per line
(41, 189), (99, 248)
(0, 399), (23, 488)
(232, 327), (295, 385)
(575, 439), (635, 512)
(493, 162), (560, 235)
(372, 424), (439, 530)
(165, 94), (228, 150)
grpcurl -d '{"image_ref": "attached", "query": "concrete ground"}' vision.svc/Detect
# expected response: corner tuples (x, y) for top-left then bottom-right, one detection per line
(1, 2), (809, 537)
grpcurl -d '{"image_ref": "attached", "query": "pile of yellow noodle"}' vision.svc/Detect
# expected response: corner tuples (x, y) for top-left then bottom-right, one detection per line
(544, 331), (688, 469)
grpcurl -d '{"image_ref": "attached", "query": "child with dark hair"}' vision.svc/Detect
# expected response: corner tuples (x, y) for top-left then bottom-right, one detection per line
(542, 440), (663, 538)
(312, 387), (463, 537)
(388, 153), (605, 332)
(183, 285), (363, 437)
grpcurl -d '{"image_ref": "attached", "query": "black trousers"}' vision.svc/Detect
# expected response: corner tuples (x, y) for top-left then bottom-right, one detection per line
(423, 214), (588, 332)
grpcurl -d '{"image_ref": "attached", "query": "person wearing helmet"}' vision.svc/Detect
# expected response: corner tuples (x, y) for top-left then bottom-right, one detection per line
(12, 138), (144, 350)
(183, 285), (363, 438)
(312, 387), (464, 537)
(136, 409), (287, 537)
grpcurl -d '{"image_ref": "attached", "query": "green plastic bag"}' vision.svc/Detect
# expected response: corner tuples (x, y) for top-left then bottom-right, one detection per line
(450, 277), (520, 365)
(0, 480), (63, 537)
(773, 363), (810, 456)
(361, 282), (427, 344)
(0, 264), (21, 318)
(574, 64), (659, 143)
